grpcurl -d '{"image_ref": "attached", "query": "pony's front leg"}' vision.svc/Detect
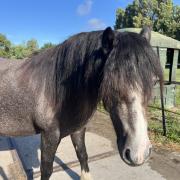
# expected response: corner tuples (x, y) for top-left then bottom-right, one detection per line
(71, 128), (93, 180)
(41, 128), (61, 180)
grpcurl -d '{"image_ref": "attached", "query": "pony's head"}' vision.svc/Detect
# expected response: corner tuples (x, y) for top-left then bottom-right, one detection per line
(101, 27), (163, 166)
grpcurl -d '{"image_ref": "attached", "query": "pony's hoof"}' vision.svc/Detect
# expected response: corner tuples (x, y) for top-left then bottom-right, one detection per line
(80, 170), (93, 180)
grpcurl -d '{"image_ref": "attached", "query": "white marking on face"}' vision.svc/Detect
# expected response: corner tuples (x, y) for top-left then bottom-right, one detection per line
(81, 170), (93, 180)
(131, 91), (151, 164)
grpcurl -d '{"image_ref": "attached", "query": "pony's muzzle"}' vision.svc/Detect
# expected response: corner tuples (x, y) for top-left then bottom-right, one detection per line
(122, 145), (152, 166)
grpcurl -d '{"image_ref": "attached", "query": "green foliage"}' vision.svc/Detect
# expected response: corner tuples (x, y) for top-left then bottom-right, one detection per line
(0, 34), (11, 58)
(41, 42), (56, 50)
(115, 0), (180, 40)
(114, 9), (125, 29)
(26, 39), (39, 52)
(10, 45), (30, 59)
(149, 106), (180, 143)
(174, 69), (180, 107)
(0, 34), (57, 59)
(10, 40), (39, 59)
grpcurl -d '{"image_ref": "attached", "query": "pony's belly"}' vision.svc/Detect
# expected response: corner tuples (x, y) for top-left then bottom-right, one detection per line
(0, 120), (37, 137)
(0, 129), (37, 137)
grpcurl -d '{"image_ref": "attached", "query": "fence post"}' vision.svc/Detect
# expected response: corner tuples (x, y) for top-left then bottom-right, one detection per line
(171, 50), (179, 82)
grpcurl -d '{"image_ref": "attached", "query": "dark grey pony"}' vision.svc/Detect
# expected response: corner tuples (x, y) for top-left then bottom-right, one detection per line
(0, 27), (163, 180)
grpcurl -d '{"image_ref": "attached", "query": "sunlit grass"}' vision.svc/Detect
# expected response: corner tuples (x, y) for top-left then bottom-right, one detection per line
(148, 107), (180, 144)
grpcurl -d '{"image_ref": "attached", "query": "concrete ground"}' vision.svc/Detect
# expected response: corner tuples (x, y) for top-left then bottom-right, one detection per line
(0, 137), (26, 180)
(0, 111), (180, 180)
(0, 137), (14, 180)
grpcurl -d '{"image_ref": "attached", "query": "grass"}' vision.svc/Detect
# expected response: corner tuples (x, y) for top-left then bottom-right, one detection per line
(175, 68), (180, 105)
(148, 107), (180, 146)
(147, 68), (180, 149)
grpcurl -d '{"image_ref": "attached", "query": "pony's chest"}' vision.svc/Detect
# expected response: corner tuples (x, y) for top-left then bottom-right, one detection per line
(58, 101), (96, 136)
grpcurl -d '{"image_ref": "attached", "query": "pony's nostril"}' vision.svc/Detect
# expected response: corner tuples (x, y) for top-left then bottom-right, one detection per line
(125, 149), (131, 162)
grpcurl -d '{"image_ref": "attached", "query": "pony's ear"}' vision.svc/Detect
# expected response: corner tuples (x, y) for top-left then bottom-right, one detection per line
(102, 27), (114, 53)
(140, 26), (151, 42)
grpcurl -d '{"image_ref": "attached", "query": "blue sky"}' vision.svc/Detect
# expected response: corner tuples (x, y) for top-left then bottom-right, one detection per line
(0, 0), (179, 47)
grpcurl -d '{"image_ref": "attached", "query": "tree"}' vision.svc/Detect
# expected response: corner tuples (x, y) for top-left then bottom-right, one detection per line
(10, 45), (29, 59)
(0, 34), (11, 58)
(173, 5), (180, 40)
(41, 42), (56, 50)
(114, 9), (125, 29)
(9, 39), (39, 59)
(0, 35), (58, 59)
(115, 0), (180, 40)
(26, 39), (39, 52)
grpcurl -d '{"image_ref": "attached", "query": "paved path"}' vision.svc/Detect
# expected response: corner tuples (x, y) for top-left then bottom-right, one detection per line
(0, 137), (26, 180)
(0, 111), (179, 180)
(47, 154), (166, 180)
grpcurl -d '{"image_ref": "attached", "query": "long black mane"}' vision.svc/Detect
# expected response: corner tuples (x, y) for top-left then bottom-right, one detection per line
(20, 29), (163, 111)
(20, 31), (106, 113)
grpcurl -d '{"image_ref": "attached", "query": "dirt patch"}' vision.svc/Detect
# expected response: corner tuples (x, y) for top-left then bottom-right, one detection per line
(149, 146), (180, 180)
(87, 111), (117, 150)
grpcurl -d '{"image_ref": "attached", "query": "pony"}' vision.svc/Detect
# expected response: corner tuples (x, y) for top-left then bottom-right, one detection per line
(0, 27), (163, 180)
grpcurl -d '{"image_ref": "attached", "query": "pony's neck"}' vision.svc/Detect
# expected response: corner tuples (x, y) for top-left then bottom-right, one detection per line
(54, 33), (105, 105)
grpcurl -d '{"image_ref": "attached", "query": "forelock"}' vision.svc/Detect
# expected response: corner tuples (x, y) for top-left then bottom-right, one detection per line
(101, 32), (163, 105)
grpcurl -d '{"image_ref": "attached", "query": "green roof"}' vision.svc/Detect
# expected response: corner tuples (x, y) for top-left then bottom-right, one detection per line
(117, 28), (180, 49)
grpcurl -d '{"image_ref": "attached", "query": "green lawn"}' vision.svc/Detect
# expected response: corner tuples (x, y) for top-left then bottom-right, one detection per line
(149, 68), (180, 145)
(174, 69), (180, 106)
(148, 107), (180, 144)
(176, 69), (180, 81)
(164, 68), (180, 106)
(164, 68), (180, 81)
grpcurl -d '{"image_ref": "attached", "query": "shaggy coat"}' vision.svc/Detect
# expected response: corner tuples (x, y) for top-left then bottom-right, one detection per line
(0, 27), (163, 179)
